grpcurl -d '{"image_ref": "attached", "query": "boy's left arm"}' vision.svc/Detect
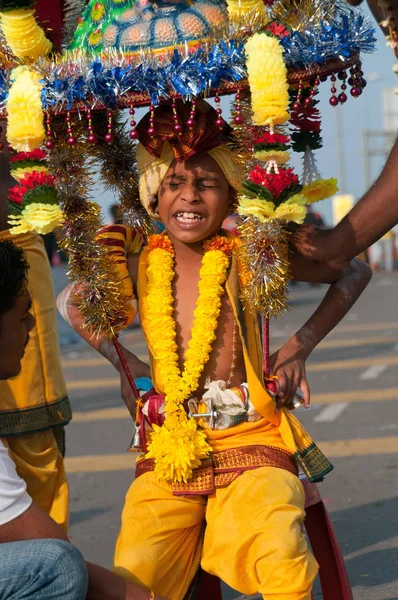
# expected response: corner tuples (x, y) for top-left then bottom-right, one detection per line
(271, 253), (372, 408)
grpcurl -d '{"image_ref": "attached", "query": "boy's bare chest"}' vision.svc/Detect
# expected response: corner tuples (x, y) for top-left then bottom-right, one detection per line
(172, 270), (239, 369)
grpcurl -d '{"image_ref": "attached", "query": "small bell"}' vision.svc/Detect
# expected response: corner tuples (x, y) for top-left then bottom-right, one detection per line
(127, 426), (142, 452)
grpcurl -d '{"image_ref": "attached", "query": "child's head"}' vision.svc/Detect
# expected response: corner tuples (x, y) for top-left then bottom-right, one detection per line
(136, 99), (243, 244)
(156, 151), (234, 244)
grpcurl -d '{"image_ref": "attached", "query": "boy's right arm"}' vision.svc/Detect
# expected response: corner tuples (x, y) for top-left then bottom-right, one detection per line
(57, 284), (150, 417)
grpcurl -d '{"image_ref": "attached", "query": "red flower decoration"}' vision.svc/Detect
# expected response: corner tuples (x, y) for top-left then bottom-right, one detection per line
(9, 149), (47, 163)
(249, 166), (299, 199)
(8, 171), (55, 205)
(254, 132), (290, 145)
(264, 21), (291, 39)
(290, 105), (322, 133)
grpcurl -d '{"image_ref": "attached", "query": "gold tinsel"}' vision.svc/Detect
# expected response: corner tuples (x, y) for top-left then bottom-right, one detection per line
(270, 0), (333, 33)
(87, 111), (153, 237)
(236, 215), (291, 317)
(47, 112), (136, 338)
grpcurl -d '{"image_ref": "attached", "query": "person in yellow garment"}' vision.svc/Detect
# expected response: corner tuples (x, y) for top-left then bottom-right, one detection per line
(58, 101), (372, 600)
(0, 146), (71, 531)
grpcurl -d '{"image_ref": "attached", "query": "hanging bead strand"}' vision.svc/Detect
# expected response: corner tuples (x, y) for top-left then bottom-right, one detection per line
(105, 109), (114, 144)
(66, 111), (77, 146)
(129, 103), (138, 140)
(87, 107), (97, 144)
(45, 112), (54, 150)
(148, 103), (156, 137)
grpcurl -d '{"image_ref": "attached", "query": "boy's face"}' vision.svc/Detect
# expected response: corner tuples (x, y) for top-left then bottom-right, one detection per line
(0, 290), (35, 380)
(156, 153), (234, 245)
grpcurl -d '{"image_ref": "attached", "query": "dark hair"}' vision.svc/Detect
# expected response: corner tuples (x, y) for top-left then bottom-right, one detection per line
(0, 240), (29, 317)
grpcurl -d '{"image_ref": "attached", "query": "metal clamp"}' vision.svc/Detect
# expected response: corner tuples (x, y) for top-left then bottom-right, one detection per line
(189, 407), (218, 428)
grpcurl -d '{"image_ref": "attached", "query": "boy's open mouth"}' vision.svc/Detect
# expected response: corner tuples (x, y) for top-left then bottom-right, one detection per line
(174, 211), (204, 225)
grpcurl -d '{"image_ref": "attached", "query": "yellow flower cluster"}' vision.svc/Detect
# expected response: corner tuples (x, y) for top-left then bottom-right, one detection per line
(238, 193), (307, 224)
(245, 33), (290, 127)
(9, 203), (63, 235)
(0, 8), (52, 59)
(6, 66), (45, 152)
(226, 0), (267, 18)
(141, 235), (233, 483)
(11, 164), (48, 181)
(302, 178), (339, 204)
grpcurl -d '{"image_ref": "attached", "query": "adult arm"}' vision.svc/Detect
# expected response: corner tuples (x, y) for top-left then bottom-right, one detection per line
(292, 138), (398, 268)
(271, 254), (372, 405)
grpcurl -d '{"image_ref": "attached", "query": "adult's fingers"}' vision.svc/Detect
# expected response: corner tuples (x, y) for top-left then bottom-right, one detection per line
(300, 378), (311, 408)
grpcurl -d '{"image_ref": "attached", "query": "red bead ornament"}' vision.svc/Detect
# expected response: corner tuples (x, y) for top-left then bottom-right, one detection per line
(329, 75), (338, 107)
(45, 112), (54, 149)
(338, 71), (348, 105)
(214, 94), (223, 129)
(186, 98), (197, 129)
(233, 90), (244, 125)
(148, 103), (156, 137)
(86, 107), (97, 144)
(106, 109), (114, 144)
(66, 111), (77, 145)
(170, 97), (181, 136)
(129, 103), (139, 140)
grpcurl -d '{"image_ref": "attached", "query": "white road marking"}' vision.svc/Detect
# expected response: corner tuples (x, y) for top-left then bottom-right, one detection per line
(360, 364), (388, 380)
(314, 402), (348, 423)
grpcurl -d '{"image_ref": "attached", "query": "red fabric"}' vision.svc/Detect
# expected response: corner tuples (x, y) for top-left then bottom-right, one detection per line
(35, 0), (65, 51)
(137, 99), (230, 161)
(305, 501), (353, 600)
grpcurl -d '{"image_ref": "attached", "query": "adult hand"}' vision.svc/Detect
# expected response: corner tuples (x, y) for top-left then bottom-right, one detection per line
(117, 349), (151, 418)
(270, 340), (310, 409)
(292, 225), (349, 270)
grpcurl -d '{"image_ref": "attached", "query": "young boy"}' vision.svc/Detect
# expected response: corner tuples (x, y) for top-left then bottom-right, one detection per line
(60, 100), (371, 600)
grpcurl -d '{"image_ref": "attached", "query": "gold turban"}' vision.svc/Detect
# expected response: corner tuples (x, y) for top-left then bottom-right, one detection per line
(136, 141), (243, 219)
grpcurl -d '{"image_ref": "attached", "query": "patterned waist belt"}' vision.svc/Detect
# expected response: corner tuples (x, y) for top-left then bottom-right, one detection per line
(135, 444), (298, 496)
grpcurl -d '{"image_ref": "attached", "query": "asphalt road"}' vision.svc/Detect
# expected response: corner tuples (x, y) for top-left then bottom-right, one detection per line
(53, 267), (398, 600)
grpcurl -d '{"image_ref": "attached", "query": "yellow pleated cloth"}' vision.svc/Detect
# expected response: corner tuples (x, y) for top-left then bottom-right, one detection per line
(114, 467), (317, 600)
(0, 229), (70, 529)
(3, 430), (69, 530)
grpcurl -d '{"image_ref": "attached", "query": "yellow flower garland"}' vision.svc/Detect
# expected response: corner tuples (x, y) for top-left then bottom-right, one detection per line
(6, 66), (45, 152)
(226, 0), (267, 18)
(245, 33), (290, 127)
(141, 234), (234, 483)
(9, 203), (63, 235)
(0, 8), (52, 59)
(238, 193), (307, 224)
(302, 178), (339, 204)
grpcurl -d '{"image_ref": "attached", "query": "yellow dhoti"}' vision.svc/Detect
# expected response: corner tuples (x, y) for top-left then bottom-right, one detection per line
(114, 465), (318, 600)
(0, 230), (71, 528)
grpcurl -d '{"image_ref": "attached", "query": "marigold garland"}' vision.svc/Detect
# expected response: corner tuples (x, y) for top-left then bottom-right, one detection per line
(245, 33), (290, 127)
(141, 234), (234, 483)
